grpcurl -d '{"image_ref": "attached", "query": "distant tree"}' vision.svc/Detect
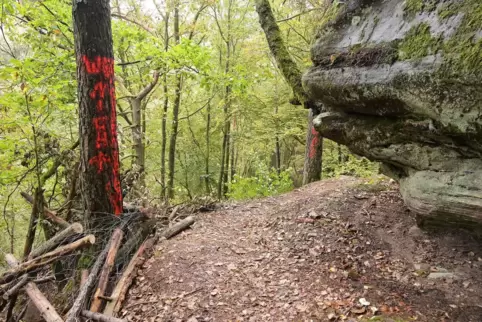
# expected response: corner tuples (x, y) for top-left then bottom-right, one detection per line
(254, 0), (323, 185)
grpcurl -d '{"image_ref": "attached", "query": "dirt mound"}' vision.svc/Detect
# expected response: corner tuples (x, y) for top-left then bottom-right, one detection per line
(121, 177), (482, 322)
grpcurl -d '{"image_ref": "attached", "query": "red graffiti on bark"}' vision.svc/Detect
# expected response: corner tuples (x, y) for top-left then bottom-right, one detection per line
(83, 55), (123, 215)
(309, 126), (320, 159)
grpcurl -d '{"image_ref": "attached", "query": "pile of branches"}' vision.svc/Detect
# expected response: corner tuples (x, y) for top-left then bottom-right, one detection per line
(0, 194), (195, 322)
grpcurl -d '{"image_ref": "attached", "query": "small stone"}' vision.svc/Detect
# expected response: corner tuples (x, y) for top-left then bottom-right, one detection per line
(427, 272), (456, 279)
(359, 298), (370, 306)
(408, 225), (424, 238)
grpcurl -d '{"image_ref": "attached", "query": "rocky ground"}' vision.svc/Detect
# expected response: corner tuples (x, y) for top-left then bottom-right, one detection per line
(121, 177), (482, 322)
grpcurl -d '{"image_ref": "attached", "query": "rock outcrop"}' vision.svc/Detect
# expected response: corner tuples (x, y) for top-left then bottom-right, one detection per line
(303, 0), (482, 229)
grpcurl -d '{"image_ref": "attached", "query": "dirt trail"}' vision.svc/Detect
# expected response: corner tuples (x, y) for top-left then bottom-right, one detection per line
(122, 177), (482, 322)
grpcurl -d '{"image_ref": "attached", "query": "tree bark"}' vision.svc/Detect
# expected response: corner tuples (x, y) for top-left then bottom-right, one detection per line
(22, 188), (43, 259)
(130, 72), (159, 177)
(90, 228), (123, 312)
(302, 109), (323, 185)
(205, 102), (211, 194)
(167, 4), (181, 199)
(160, 13), (170, 199)
(73, 0), (123, 221)
(254, 0), (305, 104)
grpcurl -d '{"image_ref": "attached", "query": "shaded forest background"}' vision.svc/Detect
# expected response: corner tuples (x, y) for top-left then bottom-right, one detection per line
(0, 0), (378, 257)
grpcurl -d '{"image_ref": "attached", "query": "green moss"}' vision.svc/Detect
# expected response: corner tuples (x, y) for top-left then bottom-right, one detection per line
(439, 0), (482, 75)
(437, 2), (461, 20)
(405, 0), (423, 15)
(398, 23), (441, 60)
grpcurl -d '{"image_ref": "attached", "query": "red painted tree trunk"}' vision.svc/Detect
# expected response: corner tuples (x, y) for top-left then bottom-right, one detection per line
(302, 109), (323, 185)
(73, 0), (123, 221)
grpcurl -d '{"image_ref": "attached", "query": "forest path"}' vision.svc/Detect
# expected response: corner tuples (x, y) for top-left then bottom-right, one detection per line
(122, 177), (482, 322)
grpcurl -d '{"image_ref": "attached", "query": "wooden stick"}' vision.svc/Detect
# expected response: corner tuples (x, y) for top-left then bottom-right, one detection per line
(5, 254), (63, 322)
(90, 228), (123, 312)
(3, 275), (28, 300)
(81, 310), (126, 322)
(20, 192), (70, 228)
(2, 275), (54, 299)
(25, 282), (64, 322)
(28, 223), (83, 259)
(162, 216), (195, 239)
(103, 237), (155, 316)
(65, 236), (111, 322)
(0, 235), (95, 285)
(80, 269), (89, 287)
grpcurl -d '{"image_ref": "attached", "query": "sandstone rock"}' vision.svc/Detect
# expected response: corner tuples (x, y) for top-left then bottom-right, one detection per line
(303, 0), (482, 229)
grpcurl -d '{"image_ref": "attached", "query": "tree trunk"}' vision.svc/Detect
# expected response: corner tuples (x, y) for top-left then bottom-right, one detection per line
(73, 0), (123, 222)
(205, 102), (211, 194)
(254, 0), (305, 104)
(131, 98), (144, 172)
(167, 5), (181, 199)
(22, 188), (43, 259)
(160, 13), (170, 199)
(302, 109), (323, 185)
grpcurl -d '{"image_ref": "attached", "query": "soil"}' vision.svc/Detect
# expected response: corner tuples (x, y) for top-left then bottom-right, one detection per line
(121, 177), (482, 322)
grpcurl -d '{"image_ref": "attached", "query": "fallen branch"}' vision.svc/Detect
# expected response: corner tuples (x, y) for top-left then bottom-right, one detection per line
(3, 275), (54, 299)
(103, 237), (155, 317)
(0, 235), (95, 285)
(20, 191), (70, 228)
(90, 228), (123, 312)
(28, 223), (83, 259)
(162, 216), (195, 239)
(5, 254), (63, 322)
(65, 233), (112, 322)
(81, 310), (126, 322)
(2, 275), (28, 300)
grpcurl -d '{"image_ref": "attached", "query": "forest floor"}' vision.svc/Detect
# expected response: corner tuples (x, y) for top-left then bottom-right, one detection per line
(121, 177), (482, 322)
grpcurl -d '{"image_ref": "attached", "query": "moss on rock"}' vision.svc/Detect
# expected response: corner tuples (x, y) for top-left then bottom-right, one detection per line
(398, 23), (441, 60)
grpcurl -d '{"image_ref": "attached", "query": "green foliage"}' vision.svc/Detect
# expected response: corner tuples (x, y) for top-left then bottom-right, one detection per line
(322, 140), (379, 179)
(228, 164), (293, 200)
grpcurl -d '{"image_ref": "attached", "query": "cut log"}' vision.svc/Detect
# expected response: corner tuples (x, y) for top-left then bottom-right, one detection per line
(25, 282), (64, 322)
(90, 228), (123, 312)
(81, 310), (126, 322)
(103, 237), (155, 317)
(0, 235), (95, 285)
(20, 192), (70, 228)
(65, 235), (111, 322)
(28, 223), (83, 259)
(168, 205), (180, 224)
(5, 254), (63, 322)
(162, 216), (195, 239)
(80, 269), (89, 287)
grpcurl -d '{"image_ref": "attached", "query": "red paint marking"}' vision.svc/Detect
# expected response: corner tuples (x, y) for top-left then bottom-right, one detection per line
(82, 55), (122, 215)
(309, 126), (320, 159)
